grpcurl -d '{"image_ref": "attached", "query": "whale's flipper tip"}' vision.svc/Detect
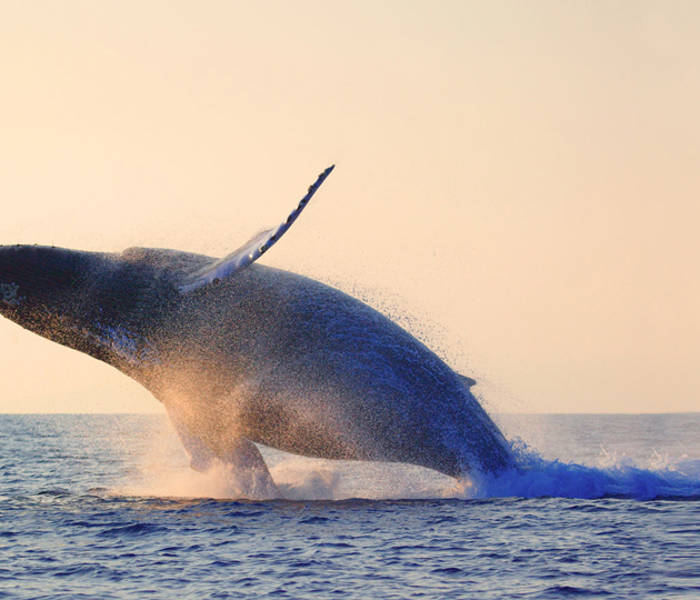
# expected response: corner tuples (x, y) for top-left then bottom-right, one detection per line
(179, 165), (335, 294)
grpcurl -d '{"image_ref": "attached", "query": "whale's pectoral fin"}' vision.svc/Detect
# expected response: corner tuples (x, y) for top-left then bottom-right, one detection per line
(194, 436), (279, 499)
(167, 410), (279, 499)
(179, 164), (335, 294)
(215, 437), (280, 500)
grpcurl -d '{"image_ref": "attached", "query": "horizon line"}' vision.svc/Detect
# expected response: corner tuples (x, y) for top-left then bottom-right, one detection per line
(1, 411), (698, 417)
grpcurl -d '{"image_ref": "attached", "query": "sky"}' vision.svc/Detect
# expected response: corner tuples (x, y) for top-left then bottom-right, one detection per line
(0, 1), (698, 414)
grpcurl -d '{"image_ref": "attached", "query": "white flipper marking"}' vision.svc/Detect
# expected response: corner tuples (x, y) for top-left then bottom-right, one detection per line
(179, 165), (334, 294)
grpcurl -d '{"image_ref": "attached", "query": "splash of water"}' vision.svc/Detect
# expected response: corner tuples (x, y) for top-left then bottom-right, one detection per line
(113, 415), (700, 501)
(468, 442), (700, 500)
(116, 442), (700, 502)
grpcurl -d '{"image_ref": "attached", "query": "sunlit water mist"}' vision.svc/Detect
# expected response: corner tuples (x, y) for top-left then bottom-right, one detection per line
(115, 416), (463, 501)
(1, 413), (698, 599)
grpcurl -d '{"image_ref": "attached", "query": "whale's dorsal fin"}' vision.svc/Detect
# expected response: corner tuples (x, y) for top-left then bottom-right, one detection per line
(179, 165), (334, 294)
(459, 374), (477, 389)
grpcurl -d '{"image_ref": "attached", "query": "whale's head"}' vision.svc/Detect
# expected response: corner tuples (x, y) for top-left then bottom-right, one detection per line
(0, 244), (97, 317)
(0, 244), (171, 369)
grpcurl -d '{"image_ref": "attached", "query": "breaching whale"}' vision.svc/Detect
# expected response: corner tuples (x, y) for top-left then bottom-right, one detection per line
(0, 166), (514, 496)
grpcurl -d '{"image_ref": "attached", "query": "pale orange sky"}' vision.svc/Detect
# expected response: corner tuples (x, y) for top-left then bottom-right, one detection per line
(0, 1), (698, 413)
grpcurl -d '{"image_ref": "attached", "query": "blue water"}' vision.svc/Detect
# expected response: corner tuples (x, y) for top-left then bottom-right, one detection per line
(1, 413), (698, 598)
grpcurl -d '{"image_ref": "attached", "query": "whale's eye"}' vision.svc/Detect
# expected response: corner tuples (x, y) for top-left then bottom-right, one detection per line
(0, 282), (21, 307)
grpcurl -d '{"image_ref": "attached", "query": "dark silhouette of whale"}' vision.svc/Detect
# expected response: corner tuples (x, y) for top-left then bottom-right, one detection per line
(0, 166), (514, 496)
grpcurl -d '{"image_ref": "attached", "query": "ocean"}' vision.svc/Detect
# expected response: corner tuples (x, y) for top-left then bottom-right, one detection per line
(0, 413), (698, 599)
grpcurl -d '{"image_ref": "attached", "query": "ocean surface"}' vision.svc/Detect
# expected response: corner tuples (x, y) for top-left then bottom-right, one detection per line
(0, 412), (698, 599)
